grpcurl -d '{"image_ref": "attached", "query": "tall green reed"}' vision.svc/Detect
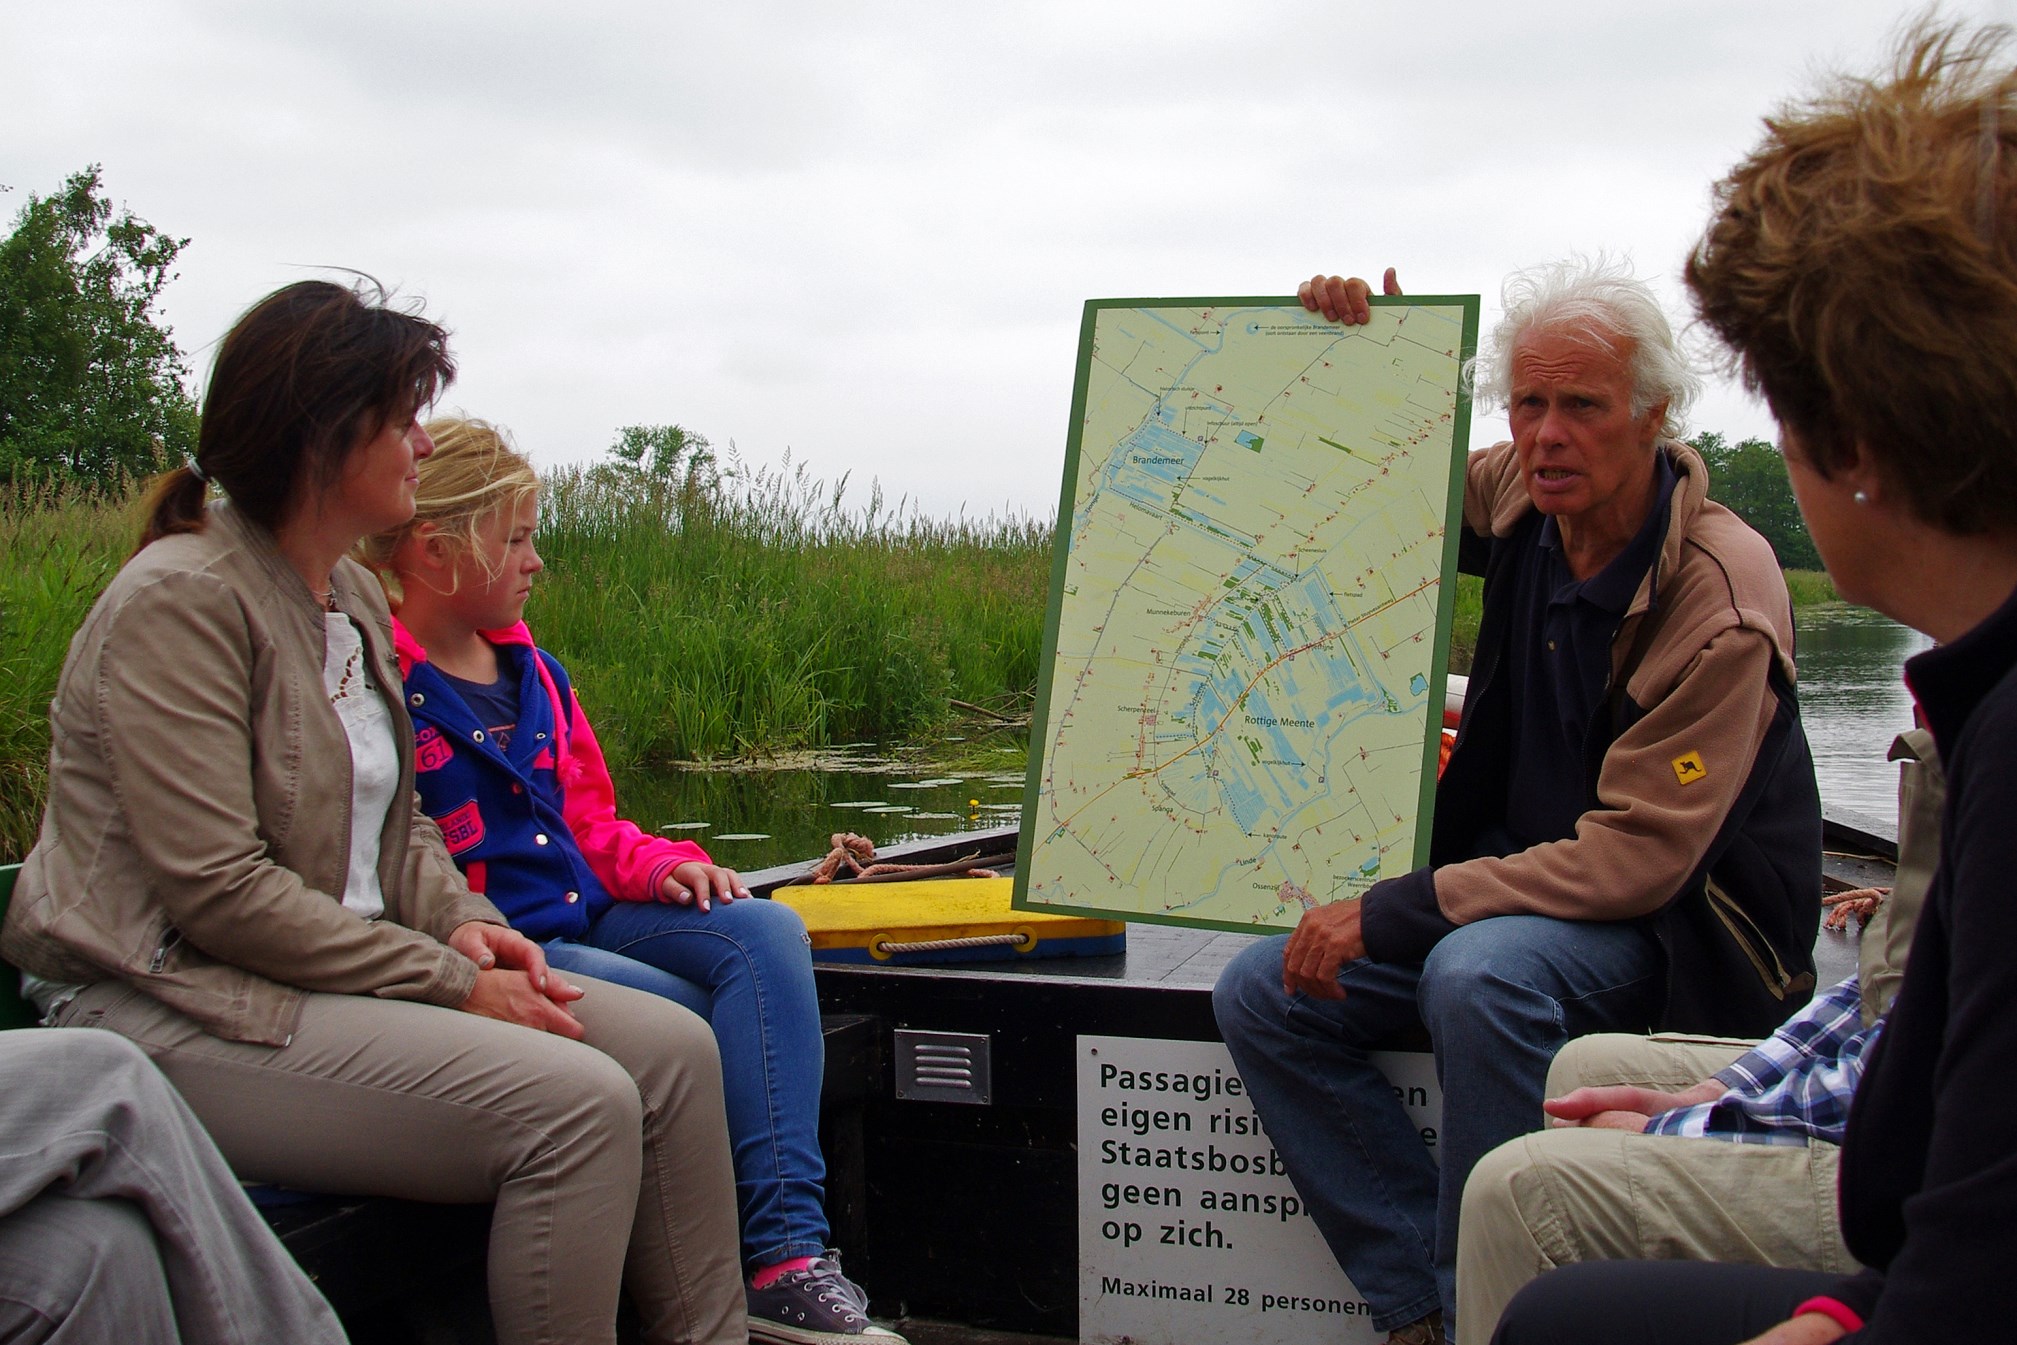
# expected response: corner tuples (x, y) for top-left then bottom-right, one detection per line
(532, 458), (1052, 767)
(0, 481), (143, 858)
(1782, 569), (1838, 607)
(1447, 574), (1484, 675)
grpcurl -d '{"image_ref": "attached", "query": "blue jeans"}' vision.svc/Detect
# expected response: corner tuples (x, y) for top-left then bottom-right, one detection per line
(543, 897), (826, 1271)
(1212, 916), (1661, 1335)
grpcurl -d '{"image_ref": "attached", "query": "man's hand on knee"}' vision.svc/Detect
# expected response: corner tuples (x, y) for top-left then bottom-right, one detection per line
(1281, 900), (1367, 1000)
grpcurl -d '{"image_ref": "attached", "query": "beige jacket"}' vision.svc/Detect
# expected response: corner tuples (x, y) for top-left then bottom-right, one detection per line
(1433, 437), (1805, 922)
(1362, 439), (1823, 1032)
(2, 502), (503, 1045)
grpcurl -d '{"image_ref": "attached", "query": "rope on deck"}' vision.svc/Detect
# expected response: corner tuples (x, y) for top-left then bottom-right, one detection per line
(875, 932), (1031, 955)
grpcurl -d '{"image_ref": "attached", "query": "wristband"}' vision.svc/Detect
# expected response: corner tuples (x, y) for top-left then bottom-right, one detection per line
(1792, 1297), (1863, 1334)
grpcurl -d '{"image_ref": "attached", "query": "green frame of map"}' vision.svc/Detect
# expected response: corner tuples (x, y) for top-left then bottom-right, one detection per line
(1014, 295), (1482, 934)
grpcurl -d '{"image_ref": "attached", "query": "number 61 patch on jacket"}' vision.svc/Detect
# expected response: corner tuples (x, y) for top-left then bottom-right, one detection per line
(414, 726), (454, 773)
(437, 800), (485, 854)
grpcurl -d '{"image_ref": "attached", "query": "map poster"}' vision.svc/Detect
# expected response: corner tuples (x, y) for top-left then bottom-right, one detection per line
(1015, 296), (1480, 932)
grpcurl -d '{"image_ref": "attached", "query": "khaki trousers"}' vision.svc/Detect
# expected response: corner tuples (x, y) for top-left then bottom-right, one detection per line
(1454, 1033), (1853, 1345)
(57, 974), (745, 1345)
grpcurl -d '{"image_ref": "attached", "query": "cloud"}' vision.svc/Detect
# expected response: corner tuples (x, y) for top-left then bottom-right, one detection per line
(2, 0), (1999, 513)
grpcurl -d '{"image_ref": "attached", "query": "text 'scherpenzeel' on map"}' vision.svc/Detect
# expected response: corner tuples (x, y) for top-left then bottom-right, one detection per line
(1014, 296), (1481, 933)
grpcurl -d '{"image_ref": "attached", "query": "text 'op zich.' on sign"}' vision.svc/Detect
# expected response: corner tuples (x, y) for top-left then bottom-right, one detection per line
(1078, 1035), (1441, 1345)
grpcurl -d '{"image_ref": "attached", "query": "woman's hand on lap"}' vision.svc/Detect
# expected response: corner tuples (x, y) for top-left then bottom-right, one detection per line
(460, 967), (586, 1038)
(661, 861), (753, 913)
(449, 920), (584, 1009)
(450, 921), (549, 982)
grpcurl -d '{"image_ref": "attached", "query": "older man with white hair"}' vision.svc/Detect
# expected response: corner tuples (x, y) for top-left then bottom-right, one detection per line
(1212, 260), (1822, 1345)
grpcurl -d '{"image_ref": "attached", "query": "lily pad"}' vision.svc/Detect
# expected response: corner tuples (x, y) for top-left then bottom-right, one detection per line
(710, 832), (772, 842)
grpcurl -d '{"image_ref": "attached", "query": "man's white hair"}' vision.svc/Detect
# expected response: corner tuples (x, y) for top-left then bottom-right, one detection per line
(1467, 256), (1701, 440)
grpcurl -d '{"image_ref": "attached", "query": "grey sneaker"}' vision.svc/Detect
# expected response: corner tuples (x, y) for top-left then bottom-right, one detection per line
(746, 1254), (906, 1345)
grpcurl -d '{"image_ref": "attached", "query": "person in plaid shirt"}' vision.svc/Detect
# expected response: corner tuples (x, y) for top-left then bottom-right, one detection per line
(1640, 976), (1874, 1147)
(1453, 726), (1941, 1345)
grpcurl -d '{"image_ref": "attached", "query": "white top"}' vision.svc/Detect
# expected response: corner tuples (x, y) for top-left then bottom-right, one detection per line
(323, 612), (395, 922)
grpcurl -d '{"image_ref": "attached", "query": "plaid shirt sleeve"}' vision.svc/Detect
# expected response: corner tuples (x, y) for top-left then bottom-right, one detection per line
(1644, 977), (1879, 1146)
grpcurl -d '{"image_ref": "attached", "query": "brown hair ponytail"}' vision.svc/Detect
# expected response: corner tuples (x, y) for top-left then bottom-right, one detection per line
(135, 464), (211, 555)
(130, 278), (454, 556)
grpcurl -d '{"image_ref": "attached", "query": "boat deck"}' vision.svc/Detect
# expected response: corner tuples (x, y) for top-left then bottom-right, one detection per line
(737, 815), (1890, 1335)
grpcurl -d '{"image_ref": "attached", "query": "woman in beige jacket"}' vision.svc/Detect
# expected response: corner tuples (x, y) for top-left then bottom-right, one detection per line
(1, 280), (745, 1345)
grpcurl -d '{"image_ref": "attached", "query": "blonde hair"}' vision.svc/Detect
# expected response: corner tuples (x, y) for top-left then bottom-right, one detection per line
(358, 416), (539, 602)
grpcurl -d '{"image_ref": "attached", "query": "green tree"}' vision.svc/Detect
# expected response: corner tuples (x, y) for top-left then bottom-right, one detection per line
(1690, 431), (1821, 570)
(606, 423), (718, 490)
(0, 167), (197, 486)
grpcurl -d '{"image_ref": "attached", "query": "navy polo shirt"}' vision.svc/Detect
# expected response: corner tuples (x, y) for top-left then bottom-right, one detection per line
(1494, 451), (1676, 853)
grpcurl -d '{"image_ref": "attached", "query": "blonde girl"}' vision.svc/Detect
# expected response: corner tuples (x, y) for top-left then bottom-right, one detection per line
(364, 419), (899, 1345)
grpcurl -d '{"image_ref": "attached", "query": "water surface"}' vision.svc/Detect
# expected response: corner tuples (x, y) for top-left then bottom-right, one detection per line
(611, 742), (1028, 874)
(609, 603), (1928, 872)
(1795, 604), (1931, 828)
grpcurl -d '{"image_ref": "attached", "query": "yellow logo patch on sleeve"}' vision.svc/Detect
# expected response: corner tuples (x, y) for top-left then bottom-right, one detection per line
(1672, 751), (1708, 785)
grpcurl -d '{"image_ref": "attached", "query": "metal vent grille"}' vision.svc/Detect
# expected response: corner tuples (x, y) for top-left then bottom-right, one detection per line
(894, 1029), (992, 1105)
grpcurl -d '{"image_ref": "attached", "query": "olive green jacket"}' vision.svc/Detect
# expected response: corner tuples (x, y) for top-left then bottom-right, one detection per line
(2, 501), (502, 1045)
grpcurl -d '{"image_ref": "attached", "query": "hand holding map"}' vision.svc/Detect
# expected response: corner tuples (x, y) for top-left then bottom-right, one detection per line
(1299, 268), (1404, 324)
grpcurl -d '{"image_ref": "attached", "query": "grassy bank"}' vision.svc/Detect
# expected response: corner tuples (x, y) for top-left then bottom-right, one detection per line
(533, 462), (1050, 765)
(0, 466), (1052, 856)
(1783, 569), (1838, 606)
(0, 477), (1844, 860)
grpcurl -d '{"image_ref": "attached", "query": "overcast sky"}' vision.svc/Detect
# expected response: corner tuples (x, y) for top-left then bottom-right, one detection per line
(5, 2), (2009, 518)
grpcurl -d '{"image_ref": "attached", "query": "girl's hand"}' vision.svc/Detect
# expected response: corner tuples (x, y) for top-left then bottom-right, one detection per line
(459, 967), (586, 1038)
(660, 861), (753, 913)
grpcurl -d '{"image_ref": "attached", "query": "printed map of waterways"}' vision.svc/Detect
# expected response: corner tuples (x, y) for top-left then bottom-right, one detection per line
(1022, 300), (1475, 931)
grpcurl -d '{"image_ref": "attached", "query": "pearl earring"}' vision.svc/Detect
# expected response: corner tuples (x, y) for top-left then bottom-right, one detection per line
(1853, 490), (1870, 505)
